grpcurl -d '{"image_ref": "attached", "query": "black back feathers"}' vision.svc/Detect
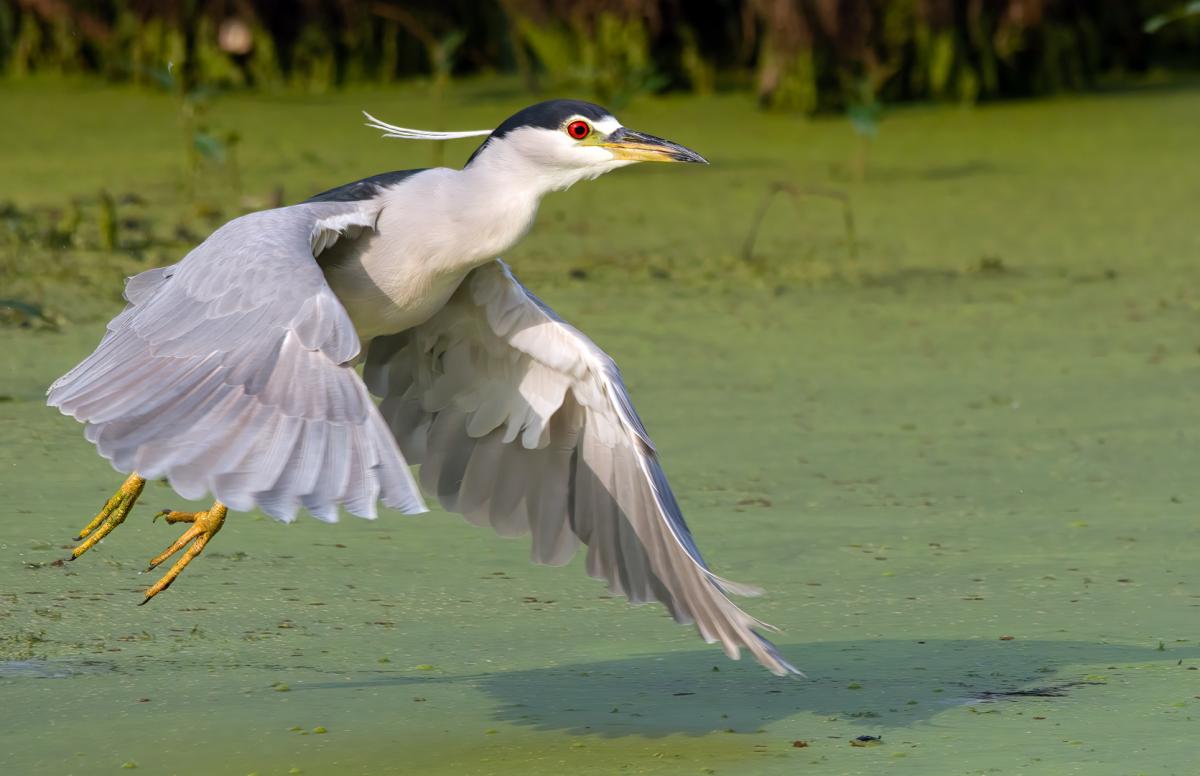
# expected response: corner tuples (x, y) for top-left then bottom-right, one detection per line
(305, 169), (428, 203)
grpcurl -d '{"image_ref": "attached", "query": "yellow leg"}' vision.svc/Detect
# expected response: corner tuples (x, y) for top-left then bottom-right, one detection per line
(140, 502), (227, 605)
(69, 472), (146, 559)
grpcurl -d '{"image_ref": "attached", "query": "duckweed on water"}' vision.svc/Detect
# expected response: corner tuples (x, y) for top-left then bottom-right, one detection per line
(2, 81), (1199, 776)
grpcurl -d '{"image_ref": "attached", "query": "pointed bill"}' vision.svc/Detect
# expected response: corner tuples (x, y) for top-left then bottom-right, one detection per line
(600, 127), (708, 164)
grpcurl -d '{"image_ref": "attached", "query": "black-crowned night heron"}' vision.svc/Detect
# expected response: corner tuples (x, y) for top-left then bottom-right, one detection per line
(48, 99), (797, 676)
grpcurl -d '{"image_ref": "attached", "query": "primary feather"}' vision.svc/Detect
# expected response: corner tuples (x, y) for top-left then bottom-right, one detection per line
(364, 261), (800, 676)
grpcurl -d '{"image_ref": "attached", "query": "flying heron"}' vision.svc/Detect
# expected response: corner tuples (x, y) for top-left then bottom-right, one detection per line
(47, 99), (797, 676)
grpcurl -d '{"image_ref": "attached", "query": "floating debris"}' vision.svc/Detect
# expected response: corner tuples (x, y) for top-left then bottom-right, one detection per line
(973, 680), (1105, 700)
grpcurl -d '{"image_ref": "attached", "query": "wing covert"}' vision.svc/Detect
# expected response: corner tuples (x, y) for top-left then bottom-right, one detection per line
(49, 201), (426, 522)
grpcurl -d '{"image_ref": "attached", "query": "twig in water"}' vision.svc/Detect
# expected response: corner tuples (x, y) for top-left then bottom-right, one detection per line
(741, 182), (858, 267)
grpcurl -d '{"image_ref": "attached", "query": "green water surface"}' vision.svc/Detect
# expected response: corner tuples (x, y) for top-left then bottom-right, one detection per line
(1, 80), (1198, 775)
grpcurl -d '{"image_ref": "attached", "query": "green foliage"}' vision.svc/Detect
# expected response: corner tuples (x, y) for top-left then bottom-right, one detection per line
(757, 45), (818, 113)
(1, 2), (1197, 113)
(1145, 1), (1200, 33)
(928, 30), (956, 98)
(678, 27), (714, 96)
(290, 24), (337, 93)
(97, 191), (118, 252)
(431, 30), (466, 91)
(846, 81), (882, 140)
(752, 0), (1199, 114)
(512, 12), (666, 107)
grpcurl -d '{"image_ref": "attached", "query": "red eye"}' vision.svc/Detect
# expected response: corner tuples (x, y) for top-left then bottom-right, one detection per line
(566, 120), (591, 140)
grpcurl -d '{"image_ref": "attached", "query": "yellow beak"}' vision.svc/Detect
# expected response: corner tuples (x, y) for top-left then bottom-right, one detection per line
(599, 127), (708, 164)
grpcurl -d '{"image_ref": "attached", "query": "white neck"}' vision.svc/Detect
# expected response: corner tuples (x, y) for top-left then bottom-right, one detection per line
(326, 160), (558, 339)
(324, 121), (637, 339)
(448, 156), (549, 266)
(465, 134), (613, 197)
(373, 152), (579, 279)
(387, 126), (627, 275)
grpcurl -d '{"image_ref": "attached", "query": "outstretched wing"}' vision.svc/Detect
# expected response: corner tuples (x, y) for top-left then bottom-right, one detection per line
(364, 261), (797, 675)
(48, 201), (426, 522)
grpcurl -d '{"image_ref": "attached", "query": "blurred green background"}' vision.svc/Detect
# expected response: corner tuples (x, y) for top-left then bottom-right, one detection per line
(2, 3), (1200, 776)
(4, 1), (1200, 108)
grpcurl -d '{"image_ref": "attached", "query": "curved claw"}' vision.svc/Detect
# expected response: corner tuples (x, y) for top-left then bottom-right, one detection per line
(70, 473), (146, 559)
(140, 503), (227, 604)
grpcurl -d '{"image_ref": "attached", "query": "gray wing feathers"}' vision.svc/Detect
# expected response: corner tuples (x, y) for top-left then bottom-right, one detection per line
(124, 266), (173, 305)
(364, 261), (797, 675)
(49, 202), (426, 522)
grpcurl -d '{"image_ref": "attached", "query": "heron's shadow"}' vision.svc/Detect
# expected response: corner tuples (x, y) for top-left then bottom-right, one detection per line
(305, 638), (1198, 737)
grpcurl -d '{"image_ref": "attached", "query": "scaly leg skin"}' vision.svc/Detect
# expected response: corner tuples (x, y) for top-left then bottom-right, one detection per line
(140, 502), (227, 605)
(69, 472), (147, 560)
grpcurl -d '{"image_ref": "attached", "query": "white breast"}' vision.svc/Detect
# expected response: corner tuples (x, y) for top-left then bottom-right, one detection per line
(322, 167), (541, 341)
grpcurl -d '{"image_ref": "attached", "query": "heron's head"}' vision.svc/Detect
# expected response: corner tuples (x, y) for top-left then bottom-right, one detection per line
(464, 100), (707, 190)
(363, 99), (707, 195)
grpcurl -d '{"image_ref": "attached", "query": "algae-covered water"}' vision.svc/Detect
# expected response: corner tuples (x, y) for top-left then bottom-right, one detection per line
(2, 81), (1199, 774)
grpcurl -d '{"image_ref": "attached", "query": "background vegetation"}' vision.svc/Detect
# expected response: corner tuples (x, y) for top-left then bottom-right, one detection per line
(3, 0), (1200, 111)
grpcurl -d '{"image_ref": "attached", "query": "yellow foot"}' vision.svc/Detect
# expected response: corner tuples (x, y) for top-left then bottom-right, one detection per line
(140, 502), (227, 605)
(69, 473), (146, 560)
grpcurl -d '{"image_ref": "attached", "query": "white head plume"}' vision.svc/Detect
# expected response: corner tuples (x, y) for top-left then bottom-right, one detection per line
(362, 111), (493, 141)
